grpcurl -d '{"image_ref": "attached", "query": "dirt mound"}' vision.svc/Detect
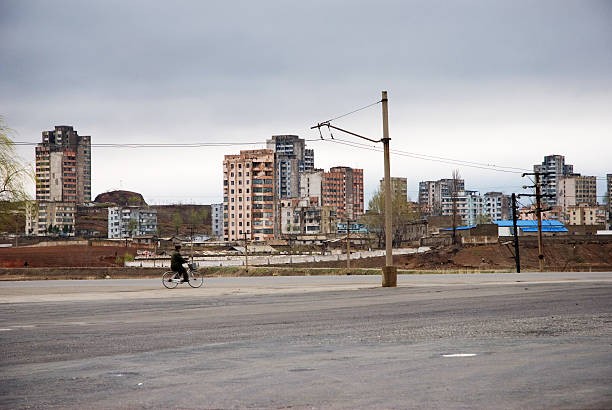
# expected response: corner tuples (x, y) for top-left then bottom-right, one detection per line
(0, 245), (140, 268)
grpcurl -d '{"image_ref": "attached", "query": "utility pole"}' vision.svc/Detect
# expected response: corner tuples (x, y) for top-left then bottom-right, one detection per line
(382, 91), (396, 287)
(520, 172), (552, 272)
(310, 90), (395, 287)
(511, 193), (521, 273)
(346, 219), (351, 269)
(243, 231), (249, 275)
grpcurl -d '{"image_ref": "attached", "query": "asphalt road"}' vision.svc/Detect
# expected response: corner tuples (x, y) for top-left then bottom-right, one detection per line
(1, 273), (611, 409)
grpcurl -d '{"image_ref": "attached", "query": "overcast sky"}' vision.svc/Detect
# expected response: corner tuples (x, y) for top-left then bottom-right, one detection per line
(1, 0), (611, 205)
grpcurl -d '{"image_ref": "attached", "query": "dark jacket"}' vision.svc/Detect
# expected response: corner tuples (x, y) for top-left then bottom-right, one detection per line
(171, 250), (187, 271)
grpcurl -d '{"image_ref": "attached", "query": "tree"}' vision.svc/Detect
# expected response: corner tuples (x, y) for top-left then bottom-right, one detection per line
(0, 118), (32, 233)
(172, 212), (183, 235)
(362, 186), (420, 248)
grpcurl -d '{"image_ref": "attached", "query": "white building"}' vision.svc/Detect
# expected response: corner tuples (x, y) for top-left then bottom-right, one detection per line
(108, 206), (157, 239)
(441, 190), (483, 226)
(299, 169), (323, 205)
(484, 192), (510, 221)
(211, 203), (224, 239)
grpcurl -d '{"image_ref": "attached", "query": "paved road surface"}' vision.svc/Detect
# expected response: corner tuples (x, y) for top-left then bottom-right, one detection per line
(1, 273), (611, 409)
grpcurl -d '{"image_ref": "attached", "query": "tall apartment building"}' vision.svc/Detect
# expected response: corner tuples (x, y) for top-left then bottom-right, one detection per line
(534, 154), (575, 207)
(380, 177), (408, 201)
(418, 178), (465, 215)
(299, 169), (323, 205)
(266, 135), (314, 199)
(35, 125), (91, 203)
(211, 203), (224, 239)
(223, 149), (275, 242)
(322, 166), (364, 221)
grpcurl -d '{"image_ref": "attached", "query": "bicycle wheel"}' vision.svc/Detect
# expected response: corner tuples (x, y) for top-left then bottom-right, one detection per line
(162, 271), (179, 289)
(188, 270), (204, 288)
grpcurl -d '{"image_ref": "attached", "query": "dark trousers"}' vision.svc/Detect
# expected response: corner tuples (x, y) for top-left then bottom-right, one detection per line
(173, 265), (189, 281)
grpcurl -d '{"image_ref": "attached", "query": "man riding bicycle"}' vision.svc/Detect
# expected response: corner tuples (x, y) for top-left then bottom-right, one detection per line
(170, 244), (190, 283)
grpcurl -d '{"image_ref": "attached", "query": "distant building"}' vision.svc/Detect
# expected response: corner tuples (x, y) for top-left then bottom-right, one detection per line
(280, 197), (337, 236)
(494, 220), (568, 236)
(108, 206), (157, 239)
(299, 169), (323, 205)
(557, 175), (597, 222)
(211, 203), (224, 239)
(484, 192), (511, 221)
(567, 204), (607, 226)
(35, 125), (91, 204)
(380, 177), (408, 201)
(418, 178), (464, 215)
(607, 174), (612, 224)
(441, 190), (483, 226)
(266, 135), (314, 199)
(223, 149), (275, 242)
(322, 166), (364, 221)
(533, 154), (575, 207)
(26, 201), (76, 236)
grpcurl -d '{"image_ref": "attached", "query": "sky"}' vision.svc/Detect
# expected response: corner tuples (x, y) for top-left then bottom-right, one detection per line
(1, 0), (611, 206)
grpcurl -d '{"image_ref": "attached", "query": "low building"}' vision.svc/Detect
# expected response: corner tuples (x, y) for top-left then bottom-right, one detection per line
(567, 204), (607, 226)
(108, 206), (158, 239)
(26, 201), (76, 236)
(494, 220), (568, 237)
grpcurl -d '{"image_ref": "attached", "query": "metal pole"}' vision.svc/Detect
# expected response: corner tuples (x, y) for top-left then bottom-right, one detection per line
(381, 91), (396, 287)
(244, 231), (249, 275)
(535, 173), (544, 272)
(511, 193), (521, 273)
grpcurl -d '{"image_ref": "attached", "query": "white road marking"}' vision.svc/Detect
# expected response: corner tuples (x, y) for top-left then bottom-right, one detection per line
(442, 353), (478, 358)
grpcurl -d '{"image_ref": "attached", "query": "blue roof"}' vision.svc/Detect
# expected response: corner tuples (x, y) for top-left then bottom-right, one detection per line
(494, 220), (568, 233)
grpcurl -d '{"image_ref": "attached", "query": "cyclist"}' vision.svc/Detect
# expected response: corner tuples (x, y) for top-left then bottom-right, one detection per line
(170, 244), (190, 283)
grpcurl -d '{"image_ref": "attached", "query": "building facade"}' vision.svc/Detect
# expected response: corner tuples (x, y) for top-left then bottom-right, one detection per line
(26, 201), (76, 236)
(484, 192), (511, 221)
(223, 149), (275, 242)
(380, 177), (408, 201)
(567, 204), (607, 226)
(533, 154), (575, 207)
(266, 135), (314, 199)
(280, 197), (337, 236)
(211, 203), (224, 239)
(299, 169), (323, 205)
(35, 125), (91, 203)
(322, 166), (364, 221)
(107, 206), (157, 239)
(441, 190), (483, 226)
(418, 178), (465, 215)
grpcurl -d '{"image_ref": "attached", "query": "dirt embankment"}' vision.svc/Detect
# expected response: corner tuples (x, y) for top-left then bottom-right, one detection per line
(0, 245), (140, 268)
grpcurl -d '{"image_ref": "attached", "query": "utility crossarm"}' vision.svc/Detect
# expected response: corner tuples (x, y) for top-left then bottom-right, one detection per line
(310, 122), (382, 144)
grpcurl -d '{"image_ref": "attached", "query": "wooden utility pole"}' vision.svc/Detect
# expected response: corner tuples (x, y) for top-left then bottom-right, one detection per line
(535, 173), (544, 272)
(381, 91), (396, 287)
(511, 193), (521, 273)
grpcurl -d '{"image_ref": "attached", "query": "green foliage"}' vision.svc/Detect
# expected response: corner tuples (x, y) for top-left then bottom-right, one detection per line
(362, 187), (420, 247)
(0, 117), (32, 203)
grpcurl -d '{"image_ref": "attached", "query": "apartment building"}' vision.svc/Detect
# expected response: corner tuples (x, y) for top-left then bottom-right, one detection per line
(567, 204), (607, 226)
(299, 169), (323, 205)
(557, 175), (597, 222)
(280, 197), (337, 236)
(533, 154), (575, 207)
(418, 178), (465, 215)
(211, 203), (224, 239)
(484, 192), (511, 221)
(380, 177), (408, 201)
(26, 201), (76, 236)
(35, 125), (91, 203)
(266, 135), (314, 199)
(322, 166), (364, 221)
(108, 206), (157, 239)
(441, 190), (483, 226)
(607, 174), (612, 223)
(223, 149), (275, 242)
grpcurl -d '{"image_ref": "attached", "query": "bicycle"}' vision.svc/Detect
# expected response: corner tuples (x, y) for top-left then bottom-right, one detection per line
(162, 263), (204, 289)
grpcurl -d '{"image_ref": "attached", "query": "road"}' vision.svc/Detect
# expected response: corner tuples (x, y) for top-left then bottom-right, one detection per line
(1, 273), (611, 409)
